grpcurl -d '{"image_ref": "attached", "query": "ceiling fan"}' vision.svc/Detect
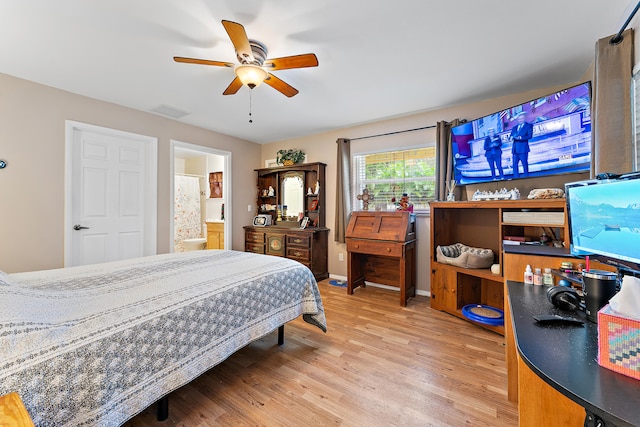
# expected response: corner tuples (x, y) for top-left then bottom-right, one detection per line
(174, 20), (318, 98)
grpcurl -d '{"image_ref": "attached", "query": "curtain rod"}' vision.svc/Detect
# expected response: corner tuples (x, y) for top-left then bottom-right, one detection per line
(611, 1), (640, 44)
(350, 124), (436, 141)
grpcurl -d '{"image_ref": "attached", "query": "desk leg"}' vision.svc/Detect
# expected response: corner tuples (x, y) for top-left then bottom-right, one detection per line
(399, 258), (407, 307)
(347, 252), (365, 295)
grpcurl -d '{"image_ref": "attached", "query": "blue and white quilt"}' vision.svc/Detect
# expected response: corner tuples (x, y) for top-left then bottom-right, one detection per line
(0, 250), (326, 426)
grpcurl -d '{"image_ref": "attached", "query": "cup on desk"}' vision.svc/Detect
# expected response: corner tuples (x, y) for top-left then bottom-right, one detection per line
(582, 270), (618, 323)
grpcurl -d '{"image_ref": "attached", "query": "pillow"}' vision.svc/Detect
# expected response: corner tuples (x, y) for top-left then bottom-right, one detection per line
(0, 270), (14, 286)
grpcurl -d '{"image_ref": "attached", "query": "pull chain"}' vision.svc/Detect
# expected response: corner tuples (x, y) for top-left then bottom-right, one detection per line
(249, 89), (253, 123)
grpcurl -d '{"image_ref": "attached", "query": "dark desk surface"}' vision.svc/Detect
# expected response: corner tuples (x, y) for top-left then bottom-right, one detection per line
(507, 281), (640, 427)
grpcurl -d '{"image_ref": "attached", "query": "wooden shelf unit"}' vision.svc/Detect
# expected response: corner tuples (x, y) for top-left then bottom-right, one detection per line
(430, 199), (569, 335)
(255, 162), (326, 227)
(246, 162), (329, 281)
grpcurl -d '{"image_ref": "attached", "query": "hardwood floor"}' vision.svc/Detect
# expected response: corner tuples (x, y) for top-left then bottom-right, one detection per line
(123, 280), (518, 426)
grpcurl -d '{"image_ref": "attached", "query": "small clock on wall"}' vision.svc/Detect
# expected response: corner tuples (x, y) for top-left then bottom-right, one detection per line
(266, 234), (285, 256)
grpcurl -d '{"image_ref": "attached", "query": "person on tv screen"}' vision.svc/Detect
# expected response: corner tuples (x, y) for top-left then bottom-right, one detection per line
(510, 112), (533, 178)
(483, 128), (504, 180)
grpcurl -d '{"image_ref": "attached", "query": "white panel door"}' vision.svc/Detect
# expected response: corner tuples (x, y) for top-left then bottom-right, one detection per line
(69, 126), (152, 266)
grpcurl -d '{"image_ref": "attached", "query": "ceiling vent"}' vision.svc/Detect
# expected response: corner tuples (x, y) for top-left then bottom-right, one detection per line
(150, 105), (190, 119)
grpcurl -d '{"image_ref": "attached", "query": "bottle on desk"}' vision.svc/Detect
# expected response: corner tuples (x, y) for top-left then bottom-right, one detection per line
(534, 268), (543, 286)
(524, 265), (534, 285)
(543, 268), (554, 286)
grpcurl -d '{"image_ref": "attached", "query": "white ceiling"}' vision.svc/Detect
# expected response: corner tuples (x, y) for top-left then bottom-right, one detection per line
(0, 1), (635, 144)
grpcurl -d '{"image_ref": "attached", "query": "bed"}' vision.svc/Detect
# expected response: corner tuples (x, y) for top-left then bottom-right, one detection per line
(0, 250), (327, 426)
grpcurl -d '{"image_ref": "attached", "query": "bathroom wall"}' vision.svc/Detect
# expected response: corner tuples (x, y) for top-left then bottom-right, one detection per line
(206, 154), (225, 222)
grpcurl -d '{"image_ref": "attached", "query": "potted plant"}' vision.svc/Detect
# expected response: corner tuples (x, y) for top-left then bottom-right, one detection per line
(276, 149), (305, 166)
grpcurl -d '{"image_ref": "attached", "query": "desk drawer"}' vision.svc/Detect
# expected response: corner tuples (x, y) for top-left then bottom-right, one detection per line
(286, 234), (311, 248)
(287, 247), (310, 262)
(246, 243), (265, 254)
(347, 239), (404, 257)
(246, 232), (264, 243)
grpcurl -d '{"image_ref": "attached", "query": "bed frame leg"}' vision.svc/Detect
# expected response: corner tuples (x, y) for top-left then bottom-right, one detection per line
(278, 325), (285, 345)
(157, 396), (169, 421)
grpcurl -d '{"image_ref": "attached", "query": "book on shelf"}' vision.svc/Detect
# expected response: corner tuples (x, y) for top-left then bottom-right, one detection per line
(503, 235), (531, 242)
(503, 239), (543, 246)
(502, 211), (564, 225)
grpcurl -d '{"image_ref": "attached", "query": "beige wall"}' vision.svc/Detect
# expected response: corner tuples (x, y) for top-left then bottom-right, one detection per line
(0, 72), (260, 273)
(262, 82), (593, 294)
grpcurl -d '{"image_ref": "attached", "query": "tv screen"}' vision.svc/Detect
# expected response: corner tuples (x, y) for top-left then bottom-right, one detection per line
(451, 82), (592, 185)
(566, 173), (640, 273)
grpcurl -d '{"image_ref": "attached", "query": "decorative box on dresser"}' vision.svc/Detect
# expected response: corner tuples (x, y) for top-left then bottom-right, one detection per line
(244, 162), (329, 281)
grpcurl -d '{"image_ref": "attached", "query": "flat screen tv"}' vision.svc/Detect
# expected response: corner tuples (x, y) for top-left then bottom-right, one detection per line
(451, 82), (592, 185)
(566, 172), (640, 274)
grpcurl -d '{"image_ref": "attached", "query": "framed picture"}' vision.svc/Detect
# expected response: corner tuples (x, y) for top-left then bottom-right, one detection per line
(264, 159), (278, 168)
(300, 216), (309, 229)
(310, 199), (319, 211)
(209, 171), (223, 198)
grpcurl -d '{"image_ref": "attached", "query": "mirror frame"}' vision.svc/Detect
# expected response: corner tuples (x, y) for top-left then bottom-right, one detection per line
(280, 171), (305, 221)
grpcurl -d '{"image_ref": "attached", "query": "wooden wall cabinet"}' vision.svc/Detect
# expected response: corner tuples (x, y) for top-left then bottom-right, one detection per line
(244, 162), (329, 281)
(430, 199), (569, 335)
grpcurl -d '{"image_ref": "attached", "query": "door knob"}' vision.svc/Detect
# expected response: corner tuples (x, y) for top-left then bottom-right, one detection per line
(73, 224), (90, 230)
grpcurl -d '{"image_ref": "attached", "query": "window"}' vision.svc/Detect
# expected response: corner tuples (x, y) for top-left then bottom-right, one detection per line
(352, 146), (436, 212)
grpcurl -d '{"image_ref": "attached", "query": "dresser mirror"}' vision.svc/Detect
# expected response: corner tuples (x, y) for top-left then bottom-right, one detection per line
(281, 171), (305, 221)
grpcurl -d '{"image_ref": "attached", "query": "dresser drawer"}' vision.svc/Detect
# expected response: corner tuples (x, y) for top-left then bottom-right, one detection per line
(246, 232), (265, 243)
(287, 247), (311, 262)
(246, 243), (265, 254)
(286, 234), (311, 248)
(347, 239), (404, 257)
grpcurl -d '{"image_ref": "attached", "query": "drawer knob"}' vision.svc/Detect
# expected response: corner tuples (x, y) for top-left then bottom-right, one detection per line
(355, 244), (359, 249)
(386, 247), (391, 252)
(294, 239), (302, 243)
(294, 251), (301, 256)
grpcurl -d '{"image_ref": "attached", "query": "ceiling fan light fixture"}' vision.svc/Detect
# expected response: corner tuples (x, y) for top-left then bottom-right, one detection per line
(235, 64), (268, 89)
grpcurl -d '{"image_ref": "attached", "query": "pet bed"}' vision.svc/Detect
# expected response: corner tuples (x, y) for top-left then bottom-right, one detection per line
(436, 243), (494, 269)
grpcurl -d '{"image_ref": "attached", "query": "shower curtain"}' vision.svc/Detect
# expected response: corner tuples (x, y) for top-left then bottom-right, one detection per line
(174, 175), (202, 252)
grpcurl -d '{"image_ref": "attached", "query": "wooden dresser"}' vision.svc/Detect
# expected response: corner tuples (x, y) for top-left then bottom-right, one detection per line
(345, 211), (416, 306)
(244, 226), (329, 281)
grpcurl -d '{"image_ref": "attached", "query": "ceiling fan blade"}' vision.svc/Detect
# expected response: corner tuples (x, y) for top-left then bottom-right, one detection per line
(264, 53), (319, 70)
(223, 76), (243, 95)
(173, 57), (234, 67)
(264, 73), (299, 97)
(221, 20), (254, 63)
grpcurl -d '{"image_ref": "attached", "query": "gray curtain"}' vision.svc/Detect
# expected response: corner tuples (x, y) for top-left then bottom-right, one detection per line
(334, 138), (351, 243)
(593, 29), (634, 176)
(435, 119), (461, 201)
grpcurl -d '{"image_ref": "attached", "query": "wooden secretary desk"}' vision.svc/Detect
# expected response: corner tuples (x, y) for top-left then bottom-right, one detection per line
(345, 211), (417, 306)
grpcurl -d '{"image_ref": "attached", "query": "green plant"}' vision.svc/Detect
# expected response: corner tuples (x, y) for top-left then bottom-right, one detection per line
(276, 149), (305, 165)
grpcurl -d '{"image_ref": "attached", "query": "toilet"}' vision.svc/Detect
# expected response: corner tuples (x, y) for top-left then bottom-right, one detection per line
(182, 238), (207, 251)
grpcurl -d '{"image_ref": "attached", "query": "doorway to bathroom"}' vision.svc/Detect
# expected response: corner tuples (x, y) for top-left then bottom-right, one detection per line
(170, 140), (231, 252)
